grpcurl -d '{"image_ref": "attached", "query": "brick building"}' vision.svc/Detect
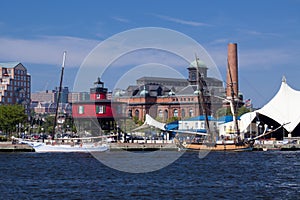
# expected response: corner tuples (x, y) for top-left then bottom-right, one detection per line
(0, 62), (31, 114)
(113, 59), (225, 122)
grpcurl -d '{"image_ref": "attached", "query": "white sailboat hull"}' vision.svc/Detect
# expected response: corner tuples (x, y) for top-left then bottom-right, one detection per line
(23, 141), (109, 153)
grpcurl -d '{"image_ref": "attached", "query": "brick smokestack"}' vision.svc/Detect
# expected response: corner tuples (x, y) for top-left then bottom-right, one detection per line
(226, 43), (238, 99)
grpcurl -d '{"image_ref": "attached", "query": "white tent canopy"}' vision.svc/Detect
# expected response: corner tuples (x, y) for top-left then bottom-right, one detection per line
(132, 114), (166, 132)
(240, 77), (300, 133)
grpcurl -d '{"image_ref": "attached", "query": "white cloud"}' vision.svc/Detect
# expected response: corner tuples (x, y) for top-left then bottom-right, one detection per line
(207, 45), (298, 71)
(237, 28), (281, 37)
(112, 16), (130, 23)
(239, 48), (297, 68)
(209, 38), (231, 45)
(153, 14), (211, 27)
(0, 35), (98, 67)
(1, 32), (296, 79)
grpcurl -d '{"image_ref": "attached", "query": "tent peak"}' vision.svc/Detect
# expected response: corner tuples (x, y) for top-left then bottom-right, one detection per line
(282, 76), (286, 83)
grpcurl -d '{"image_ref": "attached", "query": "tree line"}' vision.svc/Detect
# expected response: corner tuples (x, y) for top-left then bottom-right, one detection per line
(0, 104), (27, 139)
(0, 104), (76, 140)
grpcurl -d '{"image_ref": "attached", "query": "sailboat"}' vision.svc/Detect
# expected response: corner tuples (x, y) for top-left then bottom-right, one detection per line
(22, 52), (109, 153)
(22, 136), (109, 153)
(174, 56), (254, 151)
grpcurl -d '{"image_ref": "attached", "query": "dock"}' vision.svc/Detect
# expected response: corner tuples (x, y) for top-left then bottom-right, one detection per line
(0, 141), (178, 152)
(253, 138), (300, 151)
(0, 142), (34, 152)
(2, 140), (300, 152)
(253, 144), (300, 151)
(109, 142), (178, 151)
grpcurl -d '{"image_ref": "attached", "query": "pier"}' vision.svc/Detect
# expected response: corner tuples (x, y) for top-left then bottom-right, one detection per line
(0, 142), (34, 152)
(253, 138), (300, 151)
(0, 140), (178, 152)
(2, 140), (300, 152)
(253, 143), (300, 151)
(109, 142), (178, 151)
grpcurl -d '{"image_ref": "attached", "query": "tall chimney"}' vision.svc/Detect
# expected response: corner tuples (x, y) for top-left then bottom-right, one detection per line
(226, 43), (238, 99)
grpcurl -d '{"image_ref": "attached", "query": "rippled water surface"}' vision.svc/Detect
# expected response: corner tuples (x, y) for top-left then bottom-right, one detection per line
(0, 151), (299, 199)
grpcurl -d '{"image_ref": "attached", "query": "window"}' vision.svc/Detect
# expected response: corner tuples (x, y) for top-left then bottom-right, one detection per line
(96, 94), (101, 99)
(164, 110), (168, 121)
(173, 109), (178, 117)
(200, 122), (205, 129)
(78, 106), (84, 114)
(189, 109), (193, 117)
(195, 122), (199, 129)
(184, 122), (189, 130)
(128, 110), (132, 117)
(96, 105), (106, 114)
(158, 110), (163, 118)
(135, 110), (139, 118)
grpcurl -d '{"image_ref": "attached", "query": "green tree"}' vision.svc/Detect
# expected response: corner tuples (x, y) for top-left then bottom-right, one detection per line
(237, 106), (250, 116)
(166, 116), (179, 123)
(215, 107), (231, 118)
(0, 104), (27, 138)
(216, 106), (250, 118)
(62, 115), (77, 133)
(133, 116), (143, 125)
(42, 115), (55, 135)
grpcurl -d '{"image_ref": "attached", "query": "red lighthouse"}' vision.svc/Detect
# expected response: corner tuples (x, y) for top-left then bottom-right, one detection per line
(72, 77), (126, 135)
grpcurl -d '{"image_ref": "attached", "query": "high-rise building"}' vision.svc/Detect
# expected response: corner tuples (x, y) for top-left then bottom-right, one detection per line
(0, 62), (31, 114)
(31, 87), (70, 115)
(31, 90), (57, 103)
(31, 87), (69, 103)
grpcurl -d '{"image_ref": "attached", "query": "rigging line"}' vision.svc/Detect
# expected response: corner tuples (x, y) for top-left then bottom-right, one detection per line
(239, 73), (270, 107)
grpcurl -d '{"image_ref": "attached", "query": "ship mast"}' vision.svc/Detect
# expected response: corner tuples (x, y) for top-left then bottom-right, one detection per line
(195, 55), (211, 136)
(52, 51), (67, 140)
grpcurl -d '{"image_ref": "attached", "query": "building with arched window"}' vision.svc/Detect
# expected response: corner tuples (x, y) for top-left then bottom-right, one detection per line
(113, 59), (225, 123)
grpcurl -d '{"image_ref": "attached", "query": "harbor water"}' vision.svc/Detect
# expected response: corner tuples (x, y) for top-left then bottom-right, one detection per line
(0, 151), (299, 199)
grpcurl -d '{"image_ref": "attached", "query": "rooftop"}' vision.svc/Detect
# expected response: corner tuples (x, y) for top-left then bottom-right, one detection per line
(0, 62), (21, 68)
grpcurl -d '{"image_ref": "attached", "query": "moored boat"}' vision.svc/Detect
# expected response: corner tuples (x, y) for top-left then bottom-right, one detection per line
(174, 55), (253, 152)
(23, 140), (108, 153)
(20, 52), (109, 153)
(19, 136), (109, 153)
(174, 135), (253, 151)
(181, 141), (253, 151)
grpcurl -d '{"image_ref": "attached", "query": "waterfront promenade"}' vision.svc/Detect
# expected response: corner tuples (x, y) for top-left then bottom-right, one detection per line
(0, 142), (34, 152)
(1, 140), (300, 152)
(0, 140), (178, 152)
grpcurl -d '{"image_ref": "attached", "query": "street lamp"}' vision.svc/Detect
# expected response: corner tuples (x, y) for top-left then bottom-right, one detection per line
(41, 127), (44, 143)
(16, 124), (19, 138)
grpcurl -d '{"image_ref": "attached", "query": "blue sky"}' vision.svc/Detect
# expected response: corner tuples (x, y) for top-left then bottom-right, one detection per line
(1, 0), (300, 108)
